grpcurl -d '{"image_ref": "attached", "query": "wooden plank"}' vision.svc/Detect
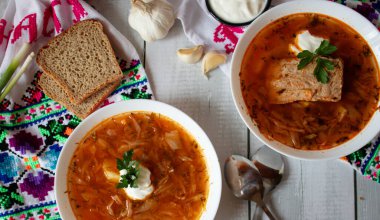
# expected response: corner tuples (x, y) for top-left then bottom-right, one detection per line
(357, 173), (380, 220)
(250, 134), (356, 220)
(248, 1), (356, 218)
(145, 20), (249, 219)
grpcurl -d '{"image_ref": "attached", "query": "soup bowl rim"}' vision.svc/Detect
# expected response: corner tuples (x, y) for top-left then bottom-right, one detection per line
(230, 0), (380, 160)
(55, 99), (222, 219)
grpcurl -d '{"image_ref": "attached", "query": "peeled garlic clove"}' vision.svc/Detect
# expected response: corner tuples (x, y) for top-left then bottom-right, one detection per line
(177, 45), (204, 64)
(202, 51), (227, 75)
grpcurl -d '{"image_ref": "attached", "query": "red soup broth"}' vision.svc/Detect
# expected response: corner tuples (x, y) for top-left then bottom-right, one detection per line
(240, 13), (380, 150)
(67, 112), (209, 219)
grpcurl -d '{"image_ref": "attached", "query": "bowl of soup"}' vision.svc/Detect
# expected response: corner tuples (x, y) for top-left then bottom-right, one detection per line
(55, 100), (222, 219)
(231, 0), (380, 160)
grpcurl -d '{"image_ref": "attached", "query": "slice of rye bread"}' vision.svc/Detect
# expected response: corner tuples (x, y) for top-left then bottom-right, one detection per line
(36, 19), (123, 104)
(39, 73), (120, 119)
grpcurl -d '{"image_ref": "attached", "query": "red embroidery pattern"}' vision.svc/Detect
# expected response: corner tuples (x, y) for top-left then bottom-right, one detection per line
(42, 0), (63, 37)
(2, 0), (89, 45)
(11, 14), (37, 44)
(213, 24), (244, 54)
(67, 0), (89, 23)
(0, 19), (13, 45)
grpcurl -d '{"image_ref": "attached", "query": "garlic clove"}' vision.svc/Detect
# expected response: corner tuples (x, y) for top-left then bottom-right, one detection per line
(177, 45), (204, 64)
(201, 51), (227, 76)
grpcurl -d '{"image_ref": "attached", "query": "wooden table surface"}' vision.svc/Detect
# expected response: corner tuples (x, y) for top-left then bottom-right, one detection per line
(1, 0), (380, 219)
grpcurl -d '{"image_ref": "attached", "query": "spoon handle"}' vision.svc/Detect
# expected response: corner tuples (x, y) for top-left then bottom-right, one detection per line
(260, 203), (276, 220)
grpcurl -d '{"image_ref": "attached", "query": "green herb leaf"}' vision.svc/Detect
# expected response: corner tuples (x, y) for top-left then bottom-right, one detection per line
(297, 50), (315, 70)
(297, 50), (314, 59)
(315, 40), (337, 56)
(321, 59), (335, 70)
(116, 158), (124, 170)
(123, 150), (133, 165)
(116, 149), (140, 189)
(296, 40), (337, 84)
(297, 54), (315, 70)
(314, 58), (330, 84)
(315, 66), (329, 84)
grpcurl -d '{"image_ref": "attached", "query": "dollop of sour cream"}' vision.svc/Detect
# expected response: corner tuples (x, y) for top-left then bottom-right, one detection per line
(121, 165), (154, 200)
(209, 0), (265, 24)
(290, 30), (327, 54)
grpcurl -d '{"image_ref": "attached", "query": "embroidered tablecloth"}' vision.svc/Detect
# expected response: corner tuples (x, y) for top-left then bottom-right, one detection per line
(1, 0), (380, 219)
(0, 0), (152, 219)
(169, 0), (380, 183)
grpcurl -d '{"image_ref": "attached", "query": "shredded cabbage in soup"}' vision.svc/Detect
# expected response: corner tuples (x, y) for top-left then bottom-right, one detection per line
(67, 112), (209, 219)
(240, 13), (380, 150)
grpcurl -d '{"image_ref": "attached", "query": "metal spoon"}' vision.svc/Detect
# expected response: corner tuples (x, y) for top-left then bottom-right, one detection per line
(251, 146), (284, 219)
(252, 146), (284, 198)
(224, 155), (276, 220)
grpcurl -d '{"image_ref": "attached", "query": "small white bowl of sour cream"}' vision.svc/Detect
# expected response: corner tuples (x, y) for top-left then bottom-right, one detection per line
(205, 0), (271, 26)
(55, 100), (222, 219)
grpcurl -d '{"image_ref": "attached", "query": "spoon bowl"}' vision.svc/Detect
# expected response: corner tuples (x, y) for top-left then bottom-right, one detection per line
(224, 155), (263, 200)
(252, 146), (284, 197)
(224, 155), (276, 220)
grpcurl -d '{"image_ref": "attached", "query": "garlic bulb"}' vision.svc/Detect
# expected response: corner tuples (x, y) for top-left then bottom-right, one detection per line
(129, 0), (175, 42)
(177, 45), (204, 64)
(202, 51), (227, 76)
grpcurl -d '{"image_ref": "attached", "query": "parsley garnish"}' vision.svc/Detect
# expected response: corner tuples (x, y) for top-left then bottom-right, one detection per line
(116, 149), (140, 188)
(297, 40), (337, 84)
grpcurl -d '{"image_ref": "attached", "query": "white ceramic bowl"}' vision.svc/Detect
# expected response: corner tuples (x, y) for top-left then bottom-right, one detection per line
(231, 0), (380, 160)
(55, 100), (222, 219)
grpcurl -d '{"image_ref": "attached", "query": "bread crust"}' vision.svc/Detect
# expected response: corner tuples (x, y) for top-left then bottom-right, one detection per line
(36, 19), (123, 105)
(39, 73), (120, 119)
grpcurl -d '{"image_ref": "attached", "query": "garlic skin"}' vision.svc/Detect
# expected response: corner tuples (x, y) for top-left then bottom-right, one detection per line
(202, 51), (227, 76)
(129, 0), (175, 42)
(177, 45), (204, 64)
